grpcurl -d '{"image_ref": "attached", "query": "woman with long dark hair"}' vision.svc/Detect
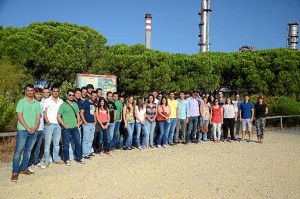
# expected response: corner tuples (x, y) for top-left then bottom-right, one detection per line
(145, 94), (157, 148)
(123, 96), (135, 150)
(254, 96), (268, 144)
(157, 96), (171, 148)
(210, 98), (223, 143)
(223, 97), (237, 142)
(96, 97), (111, 156)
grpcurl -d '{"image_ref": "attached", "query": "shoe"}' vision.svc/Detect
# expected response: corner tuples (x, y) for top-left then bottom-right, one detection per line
(37, 163), (46, 169)
(106, 152), (113, 156)
(99, 152), (104, 156)
(150, 145), (154, 148)
(88, 153), (95, 157)
(169, 143), (174, 146)
(20, 169), (34, 175)
(78, 159), (85, 164)
(157, 145), (162, 148)
(65, 160), (71, 166)
(137, 146), (142, 150)
(162, 144), (167, 148)
(28, 166), (34, 173)
(44, 163), (50, 168)
(53, 160), (64, 164)
(83, 156), (91, 159)
(240, 139), (246, 142)
(11, 173), (18, 182)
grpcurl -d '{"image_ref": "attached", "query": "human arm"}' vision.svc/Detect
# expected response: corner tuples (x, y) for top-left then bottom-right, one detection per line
(57, 114), (69, 129)
(43, 107), (51, 126)
(221, 107), (224, 124)
(123, 105), (128, 128)
(80, 109), (88, 126)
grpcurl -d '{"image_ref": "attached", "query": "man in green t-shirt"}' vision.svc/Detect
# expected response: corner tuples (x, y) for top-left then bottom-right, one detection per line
(57, 89), (85, 166)
(112, 92), (123, 149)
(11, 84), (41, 183)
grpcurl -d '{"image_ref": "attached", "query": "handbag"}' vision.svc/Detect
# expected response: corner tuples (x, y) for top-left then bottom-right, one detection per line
(156, 105), (167, 122)
(200, 125), (208, 133)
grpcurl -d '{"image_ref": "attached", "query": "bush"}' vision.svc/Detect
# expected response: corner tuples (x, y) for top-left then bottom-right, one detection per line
(0, 96), (17, 132)
(59, 80), (77, 101)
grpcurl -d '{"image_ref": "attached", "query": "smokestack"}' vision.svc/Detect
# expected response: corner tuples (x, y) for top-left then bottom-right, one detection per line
(198, 0), (212, 52)
(287, 22), (299, 50)
(145, 13), (152, 49)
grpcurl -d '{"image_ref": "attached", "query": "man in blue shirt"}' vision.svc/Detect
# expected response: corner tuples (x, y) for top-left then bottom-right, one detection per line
(239, 95), (254, 142)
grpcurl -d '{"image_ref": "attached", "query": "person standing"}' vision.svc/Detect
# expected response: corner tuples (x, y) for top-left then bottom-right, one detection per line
(254, 97), (268, 144)
(211, 99), (223, 143)
(112, 92), (123, 149)
(218, 91), (226, 105)
(96, 88), (103, 100)
(167, 91), (178, 145)
(123, 96), (135, 150)
(42, 87), (51, 100)
(175, 91), (189, 144)
(240, 95), (254, 142)
(106, 92), (117, 147)
(223, 97), (237, 142)
(95, 97), (111, 155)
(29, 88), (47, 172)
(157, 96), (171, 148)
(86, 84), (94, 98)
(186, 91), (200, 144)
(80, 91), (97, 159)
(43, 86), (64, 165)
(57, 90), (85, 166)
(134, 98), (149, 149)
(145, 94), (157, 148)
(232, 93), (243, 139)
(11, 84), (41, 182)
(199, 96), (210, 143)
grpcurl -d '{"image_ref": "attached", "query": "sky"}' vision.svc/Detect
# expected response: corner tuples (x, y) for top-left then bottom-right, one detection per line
(0, 0), (299, 54)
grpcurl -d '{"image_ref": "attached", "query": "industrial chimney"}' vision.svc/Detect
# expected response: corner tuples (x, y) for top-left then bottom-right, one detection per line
(287, 22), (299, 50)
(145, 13), (152, 49)
(198, 0), (212, 52)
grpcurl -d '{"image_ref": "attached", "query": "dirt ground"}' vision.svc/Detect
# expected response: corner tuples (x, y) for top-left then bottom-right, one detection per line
(0, 129), (300, 199)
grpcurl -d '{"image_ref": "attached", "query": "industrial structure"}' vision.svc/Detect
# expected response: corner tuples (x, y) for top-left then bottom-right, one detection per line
(198, 0), (212, 52)
(286, 22), (299, 50)
(145, 13), (152, 49)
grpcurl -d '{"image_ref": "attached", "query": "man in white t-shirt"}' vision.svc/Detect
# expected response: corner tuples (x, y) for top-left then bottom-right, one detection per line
(43, 86), (64, 166)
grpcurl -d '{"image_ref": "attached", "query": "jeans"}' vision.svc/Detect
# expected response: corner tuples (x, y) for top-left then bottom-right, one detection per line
(157, 121), (171, 146)
(187, 116), (198, 142)
(223, 118), (235, 139)
(12, 130), (37, 173)
(168, 118), (177, 144)
(235, 118), (241, 138)
(98, 124), (111, 152)
(30, 130), (44, 166)
(198, 120), (209, 142)
(213, 122), (222, 140)
(111, 121), (120, 149)
(145, 120), (156, 146)
(108, 122), (116, 142)
(135, 122), (149, 147)
(125, 122), (135, 148)
(82, 123), (95, 157)
(69, 126), (81, 160)
(62, 127), (82, 162)
(44, 123), (61, 164)
(175, 119), (187, 143)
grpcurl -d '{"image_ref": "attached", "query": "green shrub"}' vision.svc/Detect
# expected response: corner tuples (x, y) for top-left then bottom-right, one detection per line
(0, 96), (17, 132)
(59, 80), (77, 101)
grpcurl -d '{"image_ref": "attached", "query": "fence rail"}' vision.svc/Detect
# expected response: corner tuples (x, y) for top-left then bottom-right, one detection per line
(0, 115), (299, 137)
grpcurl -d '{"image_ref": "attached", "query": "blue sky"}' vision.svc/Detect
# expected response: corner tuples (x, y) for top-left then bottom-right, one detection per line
(0, 0), (299, 54)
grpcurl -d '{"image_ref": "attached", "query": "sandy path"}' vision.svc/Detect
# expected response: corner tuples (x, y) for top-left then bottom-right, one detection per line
(1, 130), (300, 199)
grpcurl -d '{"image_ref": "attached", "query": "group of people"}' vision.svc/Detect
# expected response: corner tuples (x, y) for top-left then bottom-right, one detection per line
(11, 84), (268, 182)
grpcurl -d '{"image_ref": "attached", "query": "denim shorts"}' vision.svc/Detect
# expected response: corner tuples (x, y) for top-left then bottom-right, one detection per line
(242, 119), (252, 132)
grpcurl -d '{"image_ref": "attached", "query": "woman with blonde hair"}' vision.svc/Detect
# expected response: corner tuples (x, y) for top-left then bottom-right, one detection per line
(123, 96), (135, 150)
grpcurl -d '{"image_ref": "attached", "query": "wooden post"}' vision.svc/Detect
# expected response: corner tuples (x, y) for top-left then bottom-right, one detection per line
(280, 117), (283, 131)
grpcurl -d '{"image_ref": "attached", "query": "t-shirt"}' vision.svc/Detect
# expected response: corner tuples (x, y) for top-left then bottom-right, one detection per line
(81, 100), (96, 123)
(135, 106), (146, 123)
(240, 101), (254, 119)
(254, 103), (268, 118)
(58, 102), (80, 128)
(16, 98), (42, 130)
(107, 101), (117, 123)
(223, 104), (236, 119)
(43, 97), (63, 124)
(38, 100), (44, 131)
(168, 99), (178, 119)
(114, 100), (123, 122)
(146, 103), (157, 119)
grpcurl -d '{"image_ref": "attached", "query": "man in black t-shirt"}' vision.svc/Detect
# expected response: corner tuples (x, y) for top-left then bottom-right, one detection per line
(106, 92), (117, 150)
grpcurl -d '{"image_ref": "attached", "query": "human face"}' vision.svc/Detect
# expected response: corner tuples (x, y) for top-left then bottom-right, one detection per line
(203, 97), (207, 104)
(81, 89), (87, 98)
(107, 93), (113, 101)
(158, 94), (162, 100)
(162, 98), (167, 105)
(259, 98), (264, 104)
(97, 90), (102, 97)
(169, 92), (175, 100)
(226, 98), (231, 104)
(148, 96), (153, 103)
(43, 89), (50, 99)
(152, 91), (158, 98)
(120, 97), (125, 103)
(67, 92), (75, 101)
(244, 96), (249, 102)
(51, 88), (59, 98)
(214, 99), (219, 105)
(25, 87), (34, 98)
(91, 93), (97, 101)
(235, 94), (240, 100)
(87, 88), (93, 94)
(34, 92), (42, 101)
(218, 92), (223, 99)
(128, 96), (134, 104)
(75, 91), (81, 100)
(210, 95), (214, 101)
(179, 93), (185, 100)
(113, 94), (119, 101)
(100, 100), (105, 106)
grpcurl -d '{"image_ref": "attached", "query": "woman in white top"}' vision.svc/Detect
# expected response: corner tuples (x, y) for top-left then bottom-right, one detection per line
(134, 98), (149, 149)
(223, 97), (237, 142)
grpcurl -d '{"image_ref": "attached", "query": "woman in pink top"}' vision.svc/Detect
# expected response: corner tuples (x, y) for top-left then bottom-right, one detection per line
(210, 98), (223, 143)
(96, 97), (111, 155)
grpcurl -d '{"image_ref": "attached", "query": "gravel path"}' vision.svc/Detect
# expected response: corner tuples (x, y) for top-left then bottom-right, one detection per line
(1, 130), (300, 199)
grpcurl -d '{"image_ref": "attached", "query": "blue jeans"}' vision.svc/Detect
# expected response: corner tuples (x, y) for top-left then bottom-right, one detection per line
(157, 121), (171, 146)
(187, 116), (198, 142)
(82, 123), (95, 157)
(30, 130), (44, 166)
(198, 120), (209, 142)
(62, 127), (82, 162)
(12, 130), (37, 173)
(98, 124), (111, 152)
(145, 120), (156, 146)
(168, 118), (177, 144)
(135, 122), (149, 147)
(125, 122), (135, 148)
(69, 127), (82, 160)
(44, 123), (61, 164)
(112, 121), (120, 149)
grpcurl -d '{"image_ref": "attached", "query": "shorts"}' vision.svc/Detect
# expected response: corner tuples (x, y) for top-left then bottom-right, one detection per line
(242, 119), (252, 132)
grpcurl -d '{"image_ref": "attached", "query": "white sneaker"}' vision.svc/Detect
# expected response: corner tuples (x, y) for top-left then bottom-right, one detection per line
(28, 166), (34, 173)
(65, 160), (71, 166)
(163, 144), (167, 148)
(37, 163), (46, 169)
(78, 159), (85, 164)
(157, 145), (162, 148)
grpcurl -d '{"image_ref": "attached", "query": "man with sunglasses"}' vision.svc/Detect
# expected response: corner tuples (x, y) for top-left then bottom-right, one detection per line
(57, 90), (85, 166)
